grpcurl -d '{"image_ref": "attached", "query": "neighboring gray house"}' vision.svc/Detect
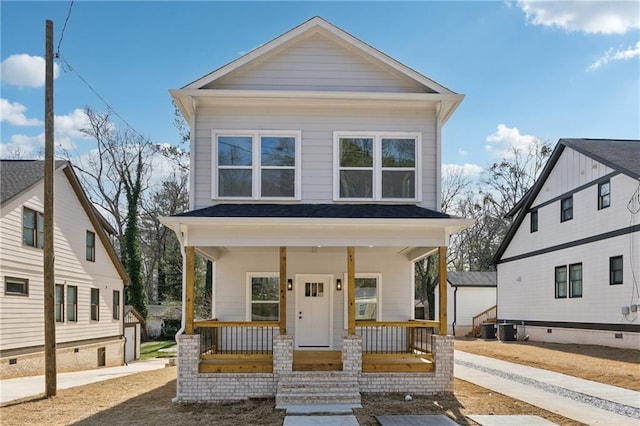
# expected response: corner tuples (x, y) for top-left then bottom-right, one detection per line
(435, 271), (497, 337)
(0, 160), (129, 378)
(162, 16), (472, 403)
(494, 139), (640, 350)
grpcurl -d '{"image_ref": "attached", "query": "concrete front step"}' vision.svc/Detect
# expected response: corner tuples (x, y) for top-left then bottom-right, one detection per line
(276, 372), (361, 405)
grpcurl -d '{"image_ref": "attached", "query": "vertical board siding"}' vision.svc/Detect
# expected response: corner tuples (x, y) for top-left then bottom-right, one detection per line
(0, 169), (124, 352)
(207, 33), (429, 93)
(194, 104), (437, 209)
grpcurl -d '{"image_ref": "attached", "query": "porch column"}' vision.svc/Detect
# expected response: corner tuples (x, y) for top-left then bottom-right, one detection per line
(279, 247), (287, 335)
(438, 246), (447, 335)
(347, 246), (356, 335)
(185, 246), (195, 334)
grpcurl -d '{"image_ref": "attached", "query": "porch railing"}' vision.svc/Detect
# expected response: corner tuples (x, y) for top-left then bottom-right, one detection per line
(355, 320), (438, 354)
(472, 305), (497, 331)
(194, 320), (279, 357)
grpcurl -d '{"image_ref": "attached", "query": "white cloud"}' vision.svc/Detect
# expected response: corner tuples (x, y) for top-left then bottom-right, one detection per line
(442, 163), (483, 178)
(0, 133), (44, 159)
(457, 147), (468, 156)
(587, 40), (640, 71)
(518, 1), (640, 34)
(1, 54), (60, 88)
(0, 98), (42, 126)
(485, 124), (539, 158)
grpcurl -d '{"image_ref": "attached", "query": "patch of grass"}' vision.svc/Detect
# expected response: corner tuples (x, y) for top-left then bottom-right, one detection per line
(140, 340), (177, 359)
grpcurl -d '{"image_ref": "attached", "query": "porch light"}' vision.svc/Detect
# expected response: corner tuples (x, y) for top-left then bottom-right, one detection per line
(336, 279), (342, 291)
(287, 279), (293, 291)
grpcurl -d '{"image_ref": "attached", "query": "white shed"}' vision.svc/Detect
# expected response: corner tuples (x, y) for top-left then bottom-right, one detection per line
(124, 306), (143, 363)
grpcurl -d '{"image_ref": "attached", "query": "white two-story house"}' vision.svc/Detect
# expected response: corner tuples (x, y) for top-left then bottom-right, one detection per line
(0, 160), (130, 378)
(162, 17), (472, 403)
(494, 139), (640, 350)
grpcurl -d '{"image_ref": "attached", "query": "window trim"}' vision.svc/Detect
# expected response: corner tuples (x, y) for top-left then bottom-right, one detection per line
(212, 130), (302, 200)
(343, 273), (382, 328)
(22, 207), (44, 249)
(67, 285), (78, 322)
(569, 263), (583, 298)
(91, 288), (100, 321)
(4, 277), (29, 296)
(609, 255), (623, 285)
(112, 290), (120, 320)
(554, 266), (567, 299)
(55, 284), (65, 322)
(598, 180), (611, 210)
(86, 230), (96, 262)
(245, 272), (280, 322)
(560, 196), (573, 222)
(530, 209), (538, 233)
(333, 131), (422, 202)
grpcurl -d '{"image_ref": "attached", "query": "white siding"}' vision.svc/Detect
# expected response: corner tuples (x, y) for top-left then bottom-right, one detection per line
(0, 168), (124, 352)
(193, 104), (438, 209)
(214, 247), (412, 349)
(207, 33), (429, 93)
(503, 170), (638, 259)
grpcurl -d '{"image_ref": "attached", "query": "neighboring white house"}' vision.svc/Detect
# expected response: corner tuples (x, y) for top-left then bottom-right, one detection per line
(162, 17), (472, 403)
(434, 271), (496, 337)
(0, 160), (130, 378)
(494, 139), (640, 350)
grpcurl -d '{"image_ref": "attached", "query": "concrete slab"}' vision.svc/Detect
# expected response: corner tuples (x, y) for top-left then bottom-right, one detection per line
(283, 415), (359, 425)
(375, 415), (458, 425)
(468, 415), (557, 425)
(278, 403), (361, 413)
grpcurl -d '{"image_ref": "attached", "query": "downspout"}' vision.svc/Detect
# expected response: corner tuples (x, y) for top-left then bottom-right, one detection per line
(452, 285), (458, 337)
(435, 101), (445, 211)
(187, 96), (196, 211)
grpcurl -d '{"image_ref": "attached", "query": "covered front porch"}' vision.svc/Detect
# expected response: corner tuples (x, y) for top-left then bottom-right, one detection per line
(162, 204), (471, 402)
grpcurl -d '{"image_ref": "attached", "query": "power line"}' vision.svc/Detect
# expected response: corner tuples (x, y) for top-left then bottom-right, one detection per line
(56, 0), (75, 56)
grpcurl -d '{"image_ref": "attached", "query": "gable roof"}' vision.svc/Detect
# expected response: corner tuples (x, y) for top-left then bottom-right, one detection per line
(183, 16), (455, 95)
(447, 271), (496, 287)
(171, 16), (463, 124)
(0, 160), (130, 284)
(493, 138), (640, 264)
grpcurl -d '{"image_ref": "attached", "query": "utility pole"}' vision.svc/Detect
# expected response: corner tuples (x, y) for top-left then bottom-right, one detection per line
(44, 18), (57, 397)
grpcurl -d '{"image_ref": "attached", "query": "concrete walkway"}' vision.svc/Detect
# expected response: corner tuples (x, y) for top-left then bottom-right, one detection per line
(0, 358), (168, 405)
(454, 350), (640, 425)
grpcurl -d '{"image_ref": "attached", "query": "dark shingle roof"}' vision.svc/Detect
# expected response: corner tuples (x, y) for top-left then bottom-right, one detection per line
(447, 271), (496, 287)
(1, 160), (68, 205)
(561, 139), (640, 179)
(174, 204), (454, 219)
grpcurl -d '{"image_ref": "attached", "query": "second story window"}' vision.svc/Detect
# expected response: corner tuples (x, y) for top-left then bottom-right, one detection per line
(334, 132), (420, 201)
(560, 196), (573, 222)
(530, 209), (538, 233)
(86, 231), (96, 262)
(213, 131), (300, 200)
(598, 180), (610, 209)
(23, 207), (44, 248)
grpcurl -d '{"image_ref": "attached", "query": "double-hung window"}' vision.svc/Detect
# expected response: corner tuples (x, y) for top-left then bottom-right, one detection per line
(569, 263), (582, 298)
(334, 132), (420, 201)
(554, 266), (567, 298)
(598, 180), (610, 209)
(344, 273), (381, 325)
(113, 290), (120, 320)
(530, 209), (538, 233)
(247, 273), (279, 321)
(86, 231), (96, 262)
(23, 208), (44, 248)
(610, 256), (623, 285)
(560, 196), (573, 222)
(67, 286), (77, 322)
(213, 131), (300, 199)
(91, 288), (100, 321)
(55, 284), (64, 322)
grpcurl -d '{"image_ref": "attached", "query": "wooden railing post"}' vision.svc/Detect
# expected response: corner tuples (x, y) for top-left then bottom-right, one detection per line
(347, 246), (356, 335)
(279, 247), (287, 335)
(438, 246), (447, 336)
(185, 246), (195, 334)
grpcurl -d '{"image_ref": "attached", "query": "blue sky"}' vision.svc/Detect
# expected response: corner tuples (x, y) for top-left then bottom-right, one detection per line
(1, 1), (639, 181)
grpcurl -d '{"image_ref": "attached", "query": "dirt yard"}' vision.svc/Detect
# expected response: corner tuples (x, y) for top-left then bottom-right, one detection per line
(1, 339), (638, 425)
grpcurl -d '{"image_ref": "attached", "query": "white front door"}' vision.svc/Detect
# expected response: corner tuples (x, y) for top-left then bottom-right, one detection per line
(295, 274), (333, 348)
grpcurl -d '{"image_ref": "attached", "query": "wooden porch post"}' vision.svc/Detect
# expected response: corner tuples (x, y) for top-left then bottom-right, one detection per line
(185, 246), (195, 334)
(347, 246), (356, 335)
(438, 246), (448, 335)
(279, 247), (287, 335)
